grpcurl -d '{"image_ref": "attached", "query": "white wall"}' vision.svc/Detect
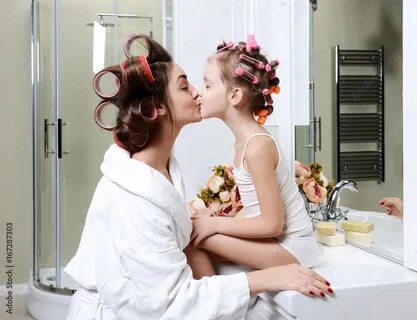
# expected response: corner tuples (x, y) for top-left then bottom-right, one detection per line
(403, 0), (417, 271)
(173, 0), (294, 201)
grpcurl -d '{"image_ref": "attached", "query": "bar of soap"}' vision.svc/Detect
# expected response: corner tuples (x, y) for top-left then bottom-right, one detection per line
(341, 220), (374, 233)
(316, 232), (345, 247)
(316, 221), (336, 236)
(345, 231), (373, 248)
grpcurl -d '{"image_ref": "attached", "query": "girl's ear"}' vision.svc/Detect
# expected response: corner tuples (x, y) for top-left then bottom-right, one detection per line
(229, 87), (244, 106)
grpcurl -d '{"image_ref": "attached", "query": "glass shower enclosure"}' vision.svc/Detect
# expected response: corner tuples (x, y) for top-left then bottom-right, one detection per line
(29, 0), (173, 318)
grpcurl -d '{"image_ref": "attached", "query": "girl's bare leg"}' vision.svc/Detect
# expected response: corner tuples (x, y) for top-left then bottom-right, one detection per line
(184, 244), (216, 279)
(198, 234), (298, 270)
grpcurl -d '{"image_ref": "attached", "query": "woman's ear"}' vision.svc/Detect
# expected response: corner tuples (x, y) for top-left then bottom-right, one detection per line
(156, 104), (167, 116)
(229, 87), (243, 106)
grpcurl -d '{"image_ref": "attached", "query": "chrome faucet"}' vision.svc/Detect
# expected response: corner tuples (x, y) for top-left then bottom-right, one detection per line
(323, 180), (359, 221)
(299, 180), (359, 222)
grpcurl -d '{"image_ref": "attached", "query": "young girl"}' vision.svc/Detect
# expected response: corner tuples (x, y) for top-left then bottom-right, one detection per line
(188, 35), (321, 278)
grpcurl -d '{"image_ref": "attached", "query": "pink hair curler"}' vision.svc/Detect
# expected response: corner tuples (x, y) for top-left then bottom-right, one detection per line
(139, 101), (158, 121)
(93, 70), (121, 99)
(239, 54), (265, 69)
(130, 128), (150, 148)
(217, 41), (235, 52)
(138, 55), (155, 84)
(265, 59), (280, 72)
(246, 34), (259, 53)
(119, 55), (155, 84)
(94, 101), (118, 131)
(235, 67), (259, 84)
(123, 34), (145, 59)
(262, 89), (273, 106)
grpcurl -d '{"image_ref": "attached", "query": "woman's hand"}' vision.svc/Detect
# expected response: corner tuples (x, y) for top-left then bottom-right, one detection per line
(190, 215), (219, 247)
(378, 197), (403, 219)
(247, 264), (333, 299)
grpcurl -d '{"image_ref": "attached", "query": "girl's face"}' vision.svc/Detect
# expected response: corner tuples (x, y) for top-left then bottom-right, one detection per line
(200, 58), (229, 119)
(167, 63), (202, 128)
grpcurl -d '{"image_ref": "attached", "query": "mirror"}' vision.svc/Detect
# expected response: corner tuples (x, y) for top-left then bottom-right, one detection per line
(295, 0), (403, 263)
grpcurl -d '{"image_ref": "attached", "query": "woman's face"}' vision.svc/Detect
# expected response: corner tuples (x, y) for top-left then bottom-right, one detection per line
(167, 63), (202, 128)
(200, 58), (229, 119)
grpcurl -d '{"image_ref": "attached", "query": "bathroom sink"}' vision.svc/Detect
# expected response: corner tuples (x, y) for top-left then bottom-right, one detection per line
(217, 240), (417, 319)
(340, 208), (403, 262)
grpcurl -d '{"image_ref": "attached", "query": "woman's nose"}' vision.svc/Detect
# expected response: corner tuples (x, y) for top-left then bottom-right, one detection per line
(191, 87), (200, 100)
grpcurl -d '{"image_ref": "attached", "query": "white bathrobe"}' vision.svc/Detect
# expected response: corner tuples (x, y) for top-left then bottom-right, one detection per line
(64, 144), (250, 320)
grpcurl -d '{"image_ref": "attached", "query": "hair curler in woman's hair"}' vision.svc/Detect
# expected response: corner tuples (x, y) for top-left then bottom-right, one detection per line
(93, 70), (121, 99)
(235, 67), (260, 84)
(94, 101), (118, 131)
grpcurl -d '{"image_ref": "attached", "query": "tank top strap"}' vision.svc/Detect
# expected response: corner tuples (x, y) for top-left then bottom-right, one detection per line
(239, 133), (280, 168)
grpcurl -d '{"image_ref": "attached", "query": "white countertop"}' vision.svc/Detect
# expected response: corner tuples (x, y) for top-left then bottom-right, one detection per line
(217, 243), (417, 319)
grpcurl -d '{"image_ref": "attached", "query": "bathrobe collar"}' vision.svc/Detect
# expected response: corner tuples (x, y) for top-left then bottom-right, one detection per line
(100, 144), (191, 242)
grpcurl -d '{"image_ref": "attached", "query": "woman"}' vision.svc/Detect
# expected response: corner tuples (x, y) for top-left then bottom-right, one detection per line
(65, 34), (331, 320)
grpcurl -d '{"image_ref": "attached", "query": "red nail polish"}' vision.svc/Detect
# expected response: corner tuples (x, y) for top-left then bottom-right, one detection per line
(320, 292), (325, 298)
(309, 291), (314, 295)
(325, 281), (331, 286)
(328, 288), (333, 294)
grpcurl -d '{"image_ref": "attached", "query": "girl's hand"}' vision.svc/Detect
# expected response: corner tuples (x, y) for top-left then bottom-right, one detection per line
(378, 197), (403, 219)
(193, 207), (216, 218)
(190, 215), (219, 247)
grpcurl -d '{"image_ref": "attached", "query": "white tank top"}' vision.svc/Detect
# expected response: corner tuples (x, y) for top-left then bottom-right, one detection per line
(232, 133), (313, 238)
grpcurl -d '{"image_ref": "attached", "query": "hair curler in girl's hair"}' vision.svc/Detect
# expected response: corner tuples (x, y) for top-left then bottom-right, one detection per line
(239, 54), (265, 70)
(255, 108), (269, 125)
(265, 59), (280, 72)
(235, 67), (260, 84)
(246, 34), (259, 53)
(262, 89), (274, 106)
(217, 41), (235, 52)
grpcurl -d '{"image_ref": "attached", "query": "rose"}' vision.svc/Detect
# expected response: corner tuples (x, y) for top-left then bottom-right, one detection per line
(230, 185), (242, 208)
(216, 202), (239, 217)
(296, 175), (306, 186)
(187, 197), (207, 215)
(295, 161), (312, 179)
(208, 200), (222, 212)
(207, 175), (225, 193)
(219, 190), (231, 203)
(319, 172), (329, 188)
(302, 178), (327, 204)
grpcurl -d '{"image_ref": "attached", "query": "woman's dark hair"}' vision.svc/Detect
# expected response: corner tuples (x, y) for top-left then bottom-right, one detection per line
(211, 41), (280, 118)
(94, 35), (174, 155)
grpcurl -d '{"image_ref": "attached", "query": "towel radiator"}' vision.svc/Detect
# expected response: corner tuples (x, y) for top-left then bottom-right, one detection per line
(335, 46), (384, 182)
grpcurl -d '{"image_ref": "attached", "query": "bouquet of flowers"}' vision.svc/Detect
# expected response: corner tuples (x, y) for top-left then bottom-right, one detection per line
(187, 165), (243, 217)
(295, 161), (334, 204)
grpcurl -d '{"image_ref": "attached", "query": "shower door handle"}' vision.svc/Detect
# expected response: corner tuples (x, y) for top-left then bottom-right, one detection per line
(44, 119), (55, 158)
(57, 118), (69, 159)
(314, 116), (322, 151)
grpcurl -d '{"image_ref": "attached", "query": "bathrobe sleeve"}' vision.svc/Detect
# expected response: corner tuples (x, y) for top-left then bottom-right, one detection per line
(98, 198), (251, 320)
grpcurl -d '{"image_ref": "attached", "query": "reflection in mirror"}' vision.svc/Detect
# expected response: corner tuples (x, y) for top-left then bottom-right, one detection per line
(295, 0), (403, 263)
